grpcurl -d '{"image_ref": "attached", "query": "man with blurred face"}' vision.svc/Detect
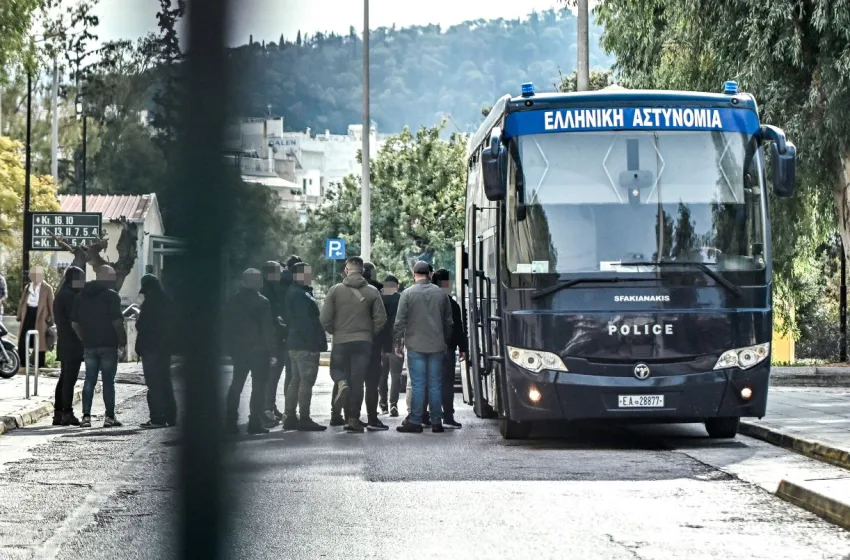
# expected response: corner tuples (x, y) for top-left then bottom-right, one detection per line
(428, 268), (467, 429)
(72, 266), (125, 428)
(378, 275), (404, 417)
(261, 261), (286, 428)
(320, 257), (387, 433)
(282, 263), (327, 431)
(224, 269), (277, 435)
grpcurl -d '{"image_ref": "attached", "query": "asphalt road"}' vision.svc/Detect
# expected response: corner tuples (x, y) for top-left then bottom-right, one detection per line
(2, 370), (850, 560)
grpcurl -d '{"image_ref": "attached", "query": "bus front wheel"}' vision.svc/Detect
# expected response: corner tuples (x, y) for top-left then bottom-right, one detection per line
(705, 417), (740, 439)
(499, 418), (532, 440)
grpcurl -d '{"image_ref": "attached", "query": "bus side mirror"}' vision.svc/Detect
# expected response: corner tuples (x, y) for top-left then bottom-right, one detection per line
(770, 141), (796, 198)
(482, 129), (507, 201)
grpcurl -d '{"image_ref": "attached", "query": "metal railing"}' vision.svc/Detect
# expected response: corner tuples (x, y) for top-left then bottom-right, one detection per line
(24, 329), (39, 398)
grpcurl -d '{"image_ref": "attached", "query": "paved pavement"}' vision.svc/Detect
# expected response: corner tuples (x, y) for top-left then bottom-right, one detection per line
(2, 369), (850, 559)
(747, 388), (850, 452)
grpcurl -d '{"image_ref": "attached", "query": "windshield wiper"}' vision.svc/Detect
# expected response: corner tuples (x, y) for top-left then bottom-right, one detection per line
(618, 261), (742, 298)
(531, 276), (656, 300)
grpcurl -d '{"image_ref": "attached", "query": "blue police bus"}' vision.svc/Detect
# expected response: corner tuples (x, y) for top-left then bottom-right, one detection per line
(456, 81), (796, 439)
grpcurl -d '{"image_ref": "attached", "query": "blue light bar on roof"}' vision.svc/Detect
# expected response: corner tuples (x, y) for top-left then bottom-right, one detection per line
(723, 81), (738, 95)
(521, 82), (535, 97)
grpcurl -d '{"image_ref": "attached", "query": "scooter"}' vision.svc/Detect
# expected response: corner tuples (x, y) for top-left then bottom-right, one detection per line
(0, 320), (21, 379)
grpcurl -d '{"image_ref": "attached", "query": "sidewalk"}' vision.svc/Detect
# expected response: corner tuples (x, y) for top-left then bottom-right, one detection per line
(742, 387), (850, 531)
(0, 362), (148, 436)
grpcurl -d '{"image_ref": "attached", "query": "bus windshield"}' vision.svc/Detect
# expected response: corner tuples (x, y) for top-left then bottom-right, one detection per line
(506, 129), (766, 283)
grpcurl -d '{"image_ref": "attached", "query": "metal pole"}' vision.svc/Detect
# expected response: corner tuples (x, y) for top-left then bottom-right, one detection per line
(360, 0), (371, 261)
(82, 114), (87, 211)
(841, 240), (847, 362)
(51, 52), (59, 181)
(23, 72), (33, 279)
(577, 0), (590, 91)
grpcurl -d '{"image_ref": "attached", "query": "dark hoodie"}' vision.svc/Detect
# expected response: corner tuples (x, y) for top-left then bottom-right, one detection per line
(54, 266), (84, 362)
(284, 283), (328, 352)
(71, 280), (124, 349)
(262, 261), (287, 345)
(136, 274), (173, 355)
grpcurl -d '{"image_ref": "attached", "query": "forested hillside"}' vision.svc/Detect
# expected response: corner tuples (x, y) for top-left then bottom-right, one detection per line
(228, 8), (612, 133)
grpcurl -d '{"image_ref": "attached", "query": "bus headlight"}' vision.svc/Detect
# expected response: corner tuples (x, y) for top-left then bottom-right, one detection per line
(713, 343), (770, 371)
(507, 346), (568, 373)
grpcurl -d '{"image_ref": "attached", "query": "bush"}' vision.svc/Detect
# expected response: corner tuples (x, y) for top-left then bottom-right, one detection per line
(797, 304), (842, 362)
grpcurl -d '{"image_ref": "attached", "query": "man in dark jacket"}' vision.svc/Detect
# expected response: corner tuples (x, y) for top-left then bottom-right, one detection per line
(282, 262), (327, 431)
(261, 261), (286, 428)
(378, 275), (403, 417)
(429, 268), (468, 429)
(320, 256), (387, 433)
(53, 266), (85, 426)
(136, 274), (178, 429)
(225, 269), (277, 435)
(72, 266), (126, 429)
(361, 261), (388, 429)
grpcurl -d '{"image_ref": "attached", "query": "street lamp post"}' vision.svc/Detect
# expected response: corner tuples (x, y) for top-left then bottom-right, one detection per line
(361, 0), (371, 261)
(22, 72), (33, 280)
(76, 96), (87, 211)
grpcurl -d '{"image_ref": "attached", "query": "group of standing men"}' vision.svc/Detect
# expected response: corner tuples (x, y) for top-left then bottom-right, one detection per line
(225, 255), (467, 435)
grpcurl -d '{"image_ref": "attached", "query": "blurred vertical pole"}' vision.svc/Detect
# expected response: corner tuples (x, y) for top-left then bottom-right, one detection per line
(841, 239), (847, 362)
(361, 0), (371, 261)
(81, 114), (87, 211)
(23, 72), (33, 279)
(577, 0), (590, 91)
(177, 0), (231, 558)
(51, 52), (59, 182)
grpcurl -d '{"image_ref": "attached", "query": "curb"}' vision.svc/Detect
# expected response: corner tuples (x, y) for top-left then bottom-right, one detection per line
(776, 479), (850, 530)
(740, 421), (850, 471)
(0, 383), (101, 437)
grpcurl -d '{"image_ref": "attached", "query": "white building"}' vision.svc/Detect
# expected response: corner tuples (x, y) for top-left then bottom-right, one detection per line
(56, 194), (165, 307)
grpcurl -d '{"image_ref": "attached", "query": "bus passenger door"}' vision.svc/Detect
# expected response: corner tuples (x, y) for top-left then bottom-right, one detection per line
(455, 241), (473, 405)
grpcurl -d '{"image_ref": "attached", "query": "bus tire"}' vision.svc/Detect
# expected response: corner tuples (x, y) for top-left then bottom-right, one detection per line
(499, 418), (531, 440)
(705, 417), (740, 439)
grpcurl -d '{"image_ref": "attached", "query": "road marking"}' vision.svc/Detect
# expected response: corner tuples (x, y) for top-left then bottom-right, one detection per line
(32, 430), (161, 560)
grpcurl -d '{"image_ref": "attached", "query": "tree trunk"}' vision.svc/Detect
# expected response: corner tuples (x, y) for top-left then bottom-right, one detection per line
(833, 154), (850, 261)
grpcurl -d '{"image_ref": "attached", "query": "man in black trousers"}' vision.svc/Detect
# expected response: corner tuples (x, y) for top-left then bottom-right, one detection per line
(426, 268), (467, 429)
(225, 269), (277, 435)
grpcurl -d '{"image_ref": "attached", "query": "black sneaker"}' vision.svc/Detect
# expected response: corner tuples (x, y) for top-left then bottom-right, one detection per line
(61, 412), (81, 426)
(282, 415), (298, 431)
(444, 419), (462, 429)
(272, 408), (284, 421)
(52, 413), (63, 426)
(380, 404), (389, 415)
(297, 418), (327, 432)
(390, 405), (399, 418)
(345, 418), (365, 433)
(80, 415), (92, 428)
(247, 423), (269, 435)
(367, 419), (389, 431)
(330, 415), (346, 427)
(141, 421), (167, 429)
(397, 420), (423, 433)
(104, 417), (123, 428)
(431, 423), (445, 433)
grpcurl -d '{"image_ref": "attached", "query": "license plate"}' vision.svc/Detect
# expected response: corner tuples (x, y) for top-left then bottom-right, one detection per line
(618, 395), (664, 408)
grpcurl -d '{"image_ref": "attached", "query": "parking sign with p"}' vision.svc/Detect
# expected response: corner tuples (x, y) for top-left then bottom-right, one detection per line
(325, 238), (346, 260)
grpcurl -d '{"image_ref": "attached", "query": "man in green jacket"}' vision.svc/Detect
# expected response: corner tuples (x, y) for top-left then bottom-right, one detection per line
(320, 256), (387, 433)
(282, 262), (328, 431)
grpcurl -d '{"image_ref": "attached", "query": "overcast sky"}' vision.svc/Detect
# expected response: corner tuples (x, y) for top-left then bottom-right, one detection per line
(93, 0), (573, 46)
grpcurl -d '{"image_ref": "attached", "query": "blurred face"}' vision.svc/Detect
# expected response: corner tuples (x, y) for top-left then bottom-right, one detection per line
(71, 277), (85, 289)
(29, 267), (44, 284)
(439, 279), (451, 294)
(383, 282), (398, 295)
(265, 266), (281, 282)
(295, 266), (312, 286)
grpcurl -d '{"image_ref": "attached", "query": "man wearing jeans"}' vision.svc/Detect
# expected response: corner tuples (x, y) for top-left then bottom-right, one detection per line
(282, 262), (327, 431)
(394, 261), (452, 433)
(320, 256), (386, 433)
(72, 266), (126, 428)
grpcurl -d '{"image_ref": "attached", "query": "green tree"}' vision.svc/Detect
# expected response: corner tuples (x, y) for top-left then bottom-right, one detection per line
(558, 68), (613, 92)
(302, 122), (467, 286)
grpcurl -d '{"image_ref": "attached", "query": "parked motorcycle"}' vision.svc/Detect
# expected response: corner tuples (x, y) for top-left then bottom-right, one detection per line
(0, 321), (20, 379)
